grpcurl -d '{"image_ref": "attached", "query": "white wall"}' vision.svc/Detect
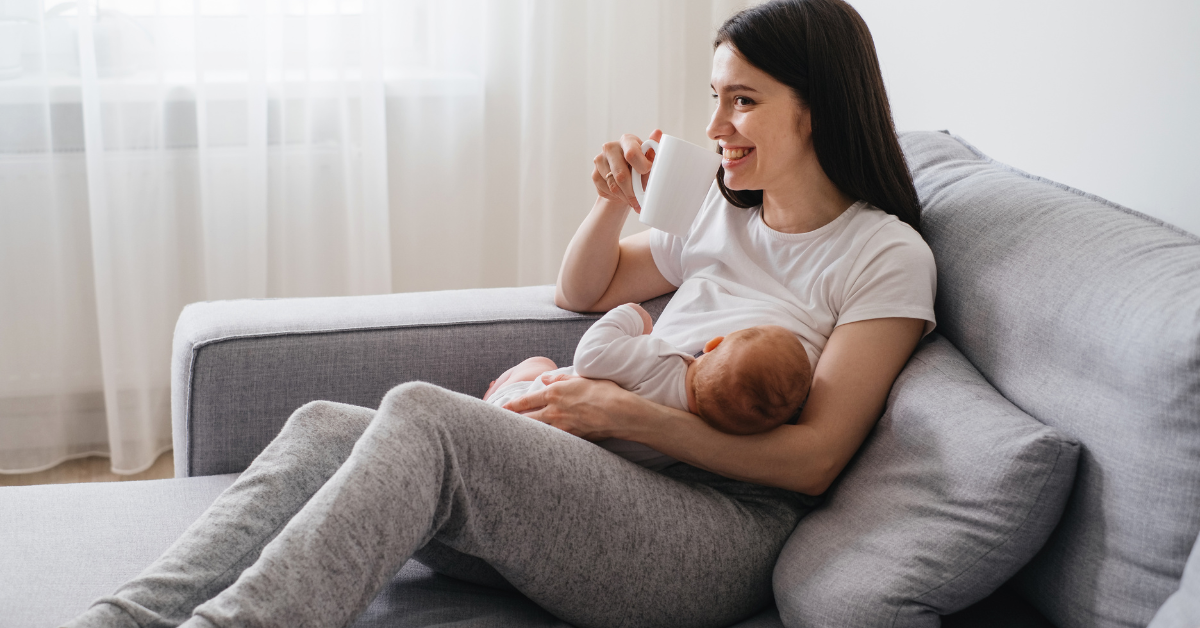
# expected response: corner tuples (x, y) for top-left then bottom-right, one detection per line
(850, 0), (1200, 236)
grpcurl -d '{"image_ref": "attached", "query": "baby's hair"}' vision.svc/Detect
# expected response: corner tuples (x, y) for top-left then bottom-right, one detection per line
(693, 326), (812, 435)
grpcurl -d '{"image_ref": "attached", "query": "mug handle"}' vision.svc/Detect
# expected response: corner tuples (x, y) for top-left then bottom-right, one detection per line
(632, 139), (659, 207)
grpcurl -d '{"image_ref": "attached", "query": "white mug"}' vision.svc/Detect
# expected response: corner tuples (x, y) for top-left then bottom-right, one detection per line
(632, 134), (723, 237)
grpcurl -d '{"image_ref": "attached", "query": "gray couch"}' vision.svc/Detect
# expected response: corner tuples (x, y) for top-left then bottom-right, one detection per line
(3, 131), (1198, 628)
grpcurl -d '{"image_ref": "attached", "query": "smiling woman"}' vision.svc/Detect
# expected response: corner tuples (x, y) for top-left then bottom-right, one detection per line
(552, 0), (937, 496)
(711, 0), (922, 232)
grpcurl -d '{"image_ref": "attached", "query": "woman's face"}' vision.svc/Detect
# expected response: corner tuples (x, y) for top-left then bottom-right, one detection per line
(707, 43), (810, 193)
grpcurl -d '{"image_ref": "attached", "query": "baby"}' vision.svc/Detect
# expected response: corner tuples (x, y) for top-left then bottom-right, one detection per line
(484, 303), (813, 470)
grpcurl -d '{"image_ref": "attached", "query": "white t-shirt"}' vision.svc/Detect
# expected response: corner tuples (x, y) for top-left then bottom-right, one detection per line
(649, 183), (937, 371)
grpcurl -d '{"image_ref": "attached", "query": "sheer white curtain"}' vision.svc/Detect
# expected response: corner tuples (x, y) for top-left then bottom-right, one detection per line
(0, 0), (754, 475)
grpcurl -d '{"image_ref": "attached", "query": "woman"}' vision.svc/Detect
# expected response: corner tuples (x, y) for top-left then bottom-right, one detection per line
(66, 1), (934, 627)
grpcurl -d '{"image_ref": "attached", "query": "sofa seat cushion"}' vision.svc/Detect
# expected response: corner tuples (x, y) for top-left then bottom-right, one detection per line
(901, 130), (1200, 628)
(1, 472), (790, 628)
(0, 475), (239, 627)
(774, 333), (1079, 627)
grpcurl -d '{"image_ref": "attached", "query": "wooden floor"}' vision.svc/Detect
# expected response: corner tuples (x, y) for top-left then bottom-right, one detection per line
(0, 451), (175, 487)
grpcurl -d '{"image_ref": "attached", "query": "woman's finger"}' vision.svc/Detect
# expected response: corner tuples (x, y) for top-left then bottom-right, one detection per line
(520, 407), (588, 439)
(502, 388), (549, 415)
(539, 372), (578, 385)
(621, 132), (656, 177)
(592, 152), (616, 200)
(639, 129), (664, 192)
(591, 168), (621, 203)
(603, 141), (639, 209)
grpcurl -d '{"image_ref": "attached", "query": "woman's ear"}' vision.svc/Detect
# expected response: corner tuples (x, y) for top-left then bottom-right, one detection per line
(797, 101), (812, 141)
(704, 336), (725, 353)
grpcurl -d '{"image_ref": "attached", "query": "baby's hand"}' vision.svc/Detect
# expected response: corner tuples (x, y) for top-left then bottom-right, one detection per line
(625, 302), (653, 335)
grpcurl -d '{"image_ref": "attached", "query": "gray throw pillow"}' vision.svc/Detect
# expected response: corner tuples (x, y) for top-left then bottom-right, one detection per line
(1148, 530), (1200, 628)
(774, 333), (1079, 627)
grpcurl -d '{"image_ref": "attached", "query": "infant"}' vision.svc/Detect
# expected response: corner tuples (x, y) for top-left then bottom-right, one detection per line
(483, 303), (813, 470)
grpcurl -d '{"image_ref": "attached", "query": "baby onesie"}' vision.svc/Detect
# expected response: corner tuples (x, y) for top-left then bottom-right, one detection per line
(487, 303), (694, 470)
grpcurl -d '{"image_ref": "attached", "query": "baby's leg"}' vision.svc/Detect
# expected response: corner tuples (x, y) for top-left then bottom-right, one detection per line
(483, 357), (557, 401)
(502, 357), (558, 383)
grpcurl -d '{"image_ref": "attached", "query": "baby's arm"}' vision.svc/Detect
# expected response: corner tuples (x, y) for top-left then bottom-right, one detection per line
(573, 303), (680, 389)
(483, 356), (558, 401)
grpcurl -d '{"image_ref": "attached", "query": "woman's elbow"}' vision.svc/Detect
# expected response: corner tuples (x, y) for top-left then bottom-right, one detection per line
(553, 289), (572, 311)
(554, 286), (590, 312)
(790, 456), (842, 496)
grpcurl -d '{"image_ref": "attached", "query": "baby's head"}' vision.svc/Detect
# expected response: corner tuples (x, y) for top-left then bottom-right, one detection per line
(688, 325), (812, 435)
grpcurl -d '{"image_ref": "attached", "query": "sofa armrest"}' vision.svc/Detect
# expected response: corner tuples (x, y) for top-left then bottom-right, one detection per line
(172, 286), (637, 478)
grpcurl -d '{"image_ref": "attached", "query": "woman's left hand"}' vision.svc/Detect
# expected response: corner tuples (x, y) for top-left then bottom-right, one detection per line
(502, 376), (636, 441)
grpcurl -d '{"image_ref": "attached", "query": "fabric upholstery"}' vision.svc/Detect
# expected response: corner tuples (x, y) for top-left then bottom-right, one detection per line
(0, 475), (239, 628)
(174, 287), (677, 478)
(1148, 529), (1200, 628)
(171, 286), (647, 477)
(0, 469), (787, 628)
(774, 333), (1079, 627)
(900, 130), (1200, 628)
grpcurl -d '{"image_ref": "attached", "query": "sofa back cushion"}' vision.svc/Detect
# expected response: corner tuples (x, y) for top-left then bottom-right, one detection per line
(901, 131), (1200, 628)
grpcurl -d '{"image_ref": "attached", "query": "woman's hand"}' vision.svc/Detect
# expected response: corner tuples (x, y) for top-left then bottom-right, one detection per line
(556, 129), (676, 313)
(591, 129), (663, 211)
(502, 376), (640, 441)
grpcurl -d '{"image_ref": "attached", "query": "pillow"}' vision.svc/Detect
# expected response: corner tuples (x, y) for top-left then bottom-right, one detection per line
(773, 333), (1079, 627)
(1148, 529), (1200, 628)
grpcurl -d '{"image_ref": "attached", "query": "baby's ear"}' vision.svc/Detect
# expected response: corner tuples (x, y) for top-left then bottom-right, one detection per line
(704, 336), (725, 353)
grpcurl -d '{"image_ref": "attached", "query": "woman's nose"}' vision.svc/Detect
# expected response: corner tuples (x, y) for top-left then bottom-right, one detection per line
(707, 104), (732, 141)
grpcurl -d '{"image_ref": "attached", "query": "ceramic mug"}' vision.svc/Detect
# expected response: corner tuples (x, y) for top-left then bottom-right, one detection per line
(632, 134), (723, 237)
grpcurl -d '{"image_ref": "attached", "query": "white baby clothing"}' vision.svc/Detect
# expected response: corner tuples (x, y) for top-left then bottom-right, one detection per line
(649, 183), (938, 371)
(488, 303), (693, 470)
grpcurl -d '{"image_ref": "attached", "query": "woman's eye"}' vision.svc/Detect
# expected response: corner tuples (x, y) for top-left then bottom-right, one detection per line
(711, 94), (755, 106)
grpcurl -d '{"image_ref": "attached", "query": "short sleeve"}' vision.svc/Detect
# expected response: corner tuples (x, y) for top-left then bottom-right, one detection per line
(837, 224), (938, 339)
(648, 228), (685, 288)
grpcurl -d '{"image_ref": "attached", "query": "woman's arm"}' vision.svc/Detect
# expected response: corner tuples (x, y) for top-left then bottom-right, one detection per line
(555, 130), (676, 313)
(506, 317), (925, 495)
(554, 209), (675, 312)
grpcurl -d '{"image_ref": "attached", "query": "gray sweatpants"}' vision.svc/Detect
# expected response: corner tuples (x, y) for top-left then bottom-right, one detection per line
(64, 382), (817, 628)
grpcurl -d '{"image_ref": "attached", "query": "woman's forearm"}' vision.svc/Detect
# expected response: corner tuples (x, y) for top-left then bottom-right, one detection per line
(616, 394), (839, 495)
(555, 197), (630, 312)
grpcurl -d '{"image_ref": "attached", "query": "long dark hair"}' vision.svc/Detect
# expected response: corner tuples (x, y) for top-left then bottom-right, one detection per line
(714, 0), (922, 234)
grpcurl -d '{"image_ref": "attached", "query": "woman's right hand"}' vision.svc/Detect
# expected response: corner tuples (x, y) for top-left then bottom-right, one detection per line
(591, 129), (663, 212)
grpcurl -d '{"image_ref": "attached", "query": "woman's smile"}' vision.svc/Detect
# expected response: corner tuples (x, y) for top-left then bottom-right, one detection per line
(722, 145), (755, 167)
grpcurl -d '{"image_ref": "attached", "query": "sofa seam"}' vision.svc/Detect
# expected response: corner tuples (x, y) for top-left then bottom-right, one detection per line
(943, 132), (1199, 243)
(182, 314), (598, 477)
